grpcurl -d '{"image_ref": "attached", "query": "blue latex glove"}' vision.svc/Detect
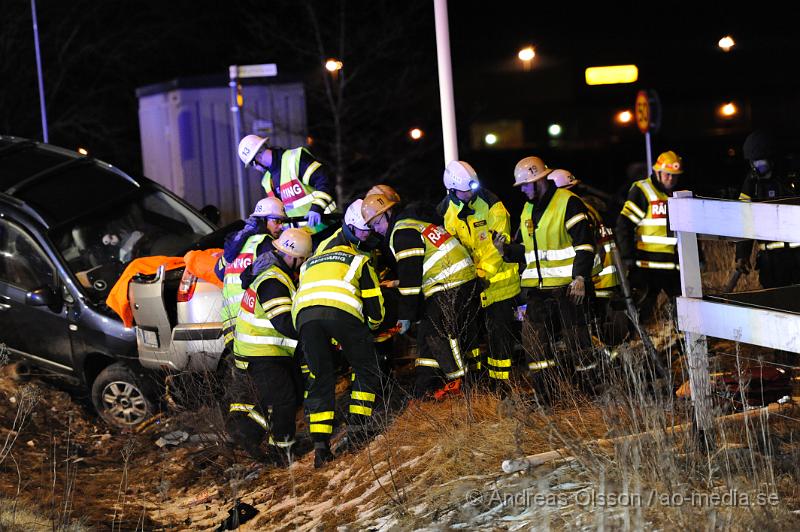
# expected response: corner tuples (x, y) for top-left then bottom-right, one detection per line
(306, 210), (322, 226)
(396, 319), (411, 335)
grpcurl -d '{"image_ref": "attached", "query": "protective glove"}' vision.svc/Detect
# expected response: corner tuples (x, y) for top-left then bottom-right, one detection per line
(396, 319), (411, 335)
(306, 210), (322, 226)
(491, 231), (507, 256)
(567, 275), (587, 305)
(734, 257), (751, 275)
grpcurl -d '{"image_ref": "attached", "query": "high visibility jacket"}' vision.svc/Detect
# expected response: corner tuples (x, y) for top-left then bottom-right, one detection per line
(291, 245), (384, 330)
(233, 265), (298, 359)
(584, 202), (620, 297)
(221, 234), (269, 345)
(521, 188), (601, 288)
(442, 191), (520, 307)
(390, 218), (476, 299)
(619, 177), (678, 270)
(262, 147), (336, 233)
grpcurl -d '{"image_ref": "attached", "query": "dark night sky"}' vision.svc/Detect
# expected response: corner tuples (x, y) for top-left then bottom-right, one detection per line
(4, 1), (798, 207)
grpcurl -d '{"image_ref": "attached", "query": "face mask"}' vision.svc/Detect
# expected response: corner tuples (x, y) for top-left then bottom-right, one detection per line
(752, 160), (771, 177)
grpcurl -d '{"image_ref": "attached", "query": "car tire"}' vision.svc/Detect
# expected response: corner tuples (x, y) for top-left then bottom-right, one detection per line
(91, 362), (156, 429)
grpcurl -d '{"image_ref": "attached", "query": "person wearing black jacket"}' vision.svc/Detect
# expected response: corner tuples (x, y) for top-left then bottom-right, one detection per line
(362, 195), (481, 398)
(226, 228), (312, 466)
(494, 156), (600, 379)
(734, 130), (800, 288)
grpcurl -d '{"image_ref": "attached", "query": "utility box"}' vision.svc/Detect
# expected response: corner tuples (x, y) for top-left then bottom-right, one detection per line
(136, 76), (307, 223)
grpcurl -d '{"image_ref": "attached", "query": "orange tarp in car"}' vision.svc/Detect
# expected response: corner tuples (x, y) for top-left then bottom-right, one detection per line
(184, 248), (223, 289)
(106, 256), (185, 328)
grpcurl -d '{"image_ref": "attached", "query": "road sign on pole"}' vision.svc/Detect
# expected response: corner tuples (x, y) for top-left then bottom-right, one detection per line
(636, 89), (661, 174)
(229, 64), (279, 219)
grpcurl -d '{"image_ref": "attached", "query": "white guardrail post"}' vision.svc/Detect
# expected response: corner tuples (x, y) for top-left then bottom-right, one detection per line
(672, 190), (714, 438)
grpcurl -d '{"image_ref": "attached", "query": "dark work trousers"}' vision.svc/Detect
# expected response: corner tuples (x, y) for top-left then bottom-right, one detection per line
(757, 248), (800, 288)
(227, 356), (304, 448)
(414, 279), (482, 395)
(523, 286), (594, 376)
(482, 297), (519, 381)
(631, 267), (681, 323)
(298, 311), (382, 442)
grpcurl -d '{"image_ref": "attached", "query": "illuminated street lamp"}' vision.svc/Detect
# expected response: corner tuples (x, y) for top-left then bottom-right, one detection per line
(718, 36), (735, 52)
(77, 147), (88, 155)
(719, 102), (738, 118)
(409, 128), (424, 140)
(484, 133), (498, 145)
(547, 123), (562, 137)
(616, 110), (633, 124)
(325, 58), (343, 72)
(518, 46), (535, 71)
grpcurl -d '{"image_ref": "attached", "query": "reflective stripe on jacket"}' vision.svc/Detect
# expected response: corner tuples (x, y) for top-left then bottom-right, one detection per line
(221, 234), (268, 344)
(520, 188), (601, 288)
(619, 177), (678, 270)
(442, 192), (520, 307)
(390, 218), (476, 298)
(292, 245), (385, 329)
(234, 265), (298, 358)
(261, 148), (336, 233)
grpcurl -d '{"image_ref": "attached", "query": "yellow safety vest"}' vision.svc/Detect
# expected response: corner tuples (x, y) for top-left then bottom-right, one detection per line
(584, 203), (620, 297)
(520, 188), (601, 288)
(390, 218), (477, 298)
(233, 264), (298, 359)
(221, 234), (268, 344)
(443, 194), (520, 307)
(626, 178), (678, 270)
(291, 245), (384, 329)
(262, 148), (337, 233)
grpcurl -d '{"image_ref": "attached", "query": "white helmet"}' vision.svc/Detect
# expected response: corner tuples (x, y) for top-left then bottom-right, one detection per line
(344, 199), (369, 231)
(273, 228), (312, 259)
(443, 160), (479, 192)
(251, 197), (286, 218)
(548, 169), (580, 189)
(238, 134), (269, 165)
(513, 156), (551, 186)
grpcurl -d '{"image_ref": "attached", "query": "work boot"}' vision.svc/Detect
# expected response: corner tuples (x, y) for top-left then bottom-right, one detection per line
(313, 442), (335, 469)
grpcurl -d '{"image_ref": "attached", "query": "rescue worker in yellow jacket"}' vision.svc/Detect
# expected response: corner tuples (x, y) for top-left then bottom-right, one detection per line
(238, 134), (337, 245)
(494, 157), (601, 378)
(226, 228), (312, 465)
(437, 161), (520, 386)
(362, 194), (481, 399)
(291, 227), (385, 468)
(616, 150), (682, 321)
(217, 197), (286, 350)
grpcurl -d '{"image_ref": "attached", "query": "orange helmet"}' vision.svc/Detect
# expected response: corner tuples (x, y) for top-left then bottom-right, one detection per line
(361, 193), (397, 224)
(513, 156), (552, 186)
(366, 184), (401, 203)
(652, 150), (683, 175)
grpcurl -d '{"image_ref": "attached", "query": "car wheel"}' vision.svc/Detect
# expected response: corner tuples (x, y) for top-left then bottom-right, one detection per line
(91, 362), (155, 428)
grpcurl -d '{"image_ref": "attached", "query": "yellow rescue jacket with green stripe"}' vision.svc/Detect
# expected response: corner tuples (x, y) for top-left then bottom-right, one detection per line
(618, 177), (678, 270)
(389, 217), (477, 300)
(291, 245), (385, 330)
(262, 147), (337, 234)
(441, 191), (520, 307)
(233, 263), (298, 358)
(221, 234), (269, 344)
(520, 188), (602, 288)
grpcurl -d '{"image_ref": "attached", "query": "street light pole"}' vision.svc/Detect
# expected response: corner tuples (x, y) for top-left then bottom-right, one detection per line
(433, 0), (458, 165)
(31, 0), (48, 143)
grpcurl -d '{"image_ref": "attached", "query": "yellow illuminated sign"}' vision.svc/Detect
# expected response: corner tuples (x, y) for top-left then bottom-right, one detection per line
(585, 65), (639, 85)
